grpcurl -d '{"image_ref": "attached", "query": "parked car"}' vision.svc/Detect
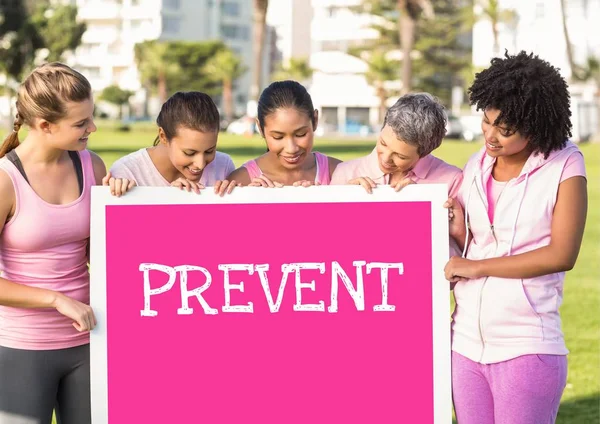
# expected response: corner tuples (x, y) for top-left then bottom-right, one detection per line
(445, 114), (483, 142)
(226, 116), (257, 135)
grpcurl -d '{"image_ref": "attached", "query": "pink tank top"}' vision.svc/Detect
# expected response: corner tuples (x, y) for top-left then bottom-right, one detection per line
(243, 151), (331, 185)
(0, 150), (94, 350)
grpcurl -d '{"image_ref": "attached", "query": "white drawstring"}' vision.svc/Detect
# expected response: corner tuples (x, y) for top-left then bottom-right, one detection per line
(507, 173), (529, 256)
(462, 176), (476, 258)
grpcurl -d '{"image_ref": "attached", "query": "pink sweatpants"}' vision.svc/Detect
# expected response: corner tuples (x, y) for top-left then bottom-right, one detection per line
(452, 351), (567, 424)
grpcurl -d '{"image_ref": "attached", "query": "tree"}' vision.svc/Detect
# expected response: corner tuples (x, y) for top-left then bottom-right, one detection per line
(359, 0), (472, 106)
(251, 0), (269, 101)
(272, 58), (313, 84)
(412, 0), (472, 105)
(134, 41), (181, 105)
(474, 0), (516, 56)
(204, 48), (247, 123)
(365, 51), (400, 121)
(397, 0), (434, 94)
(100, 85), (134, 119)
(135, 40), (229, 107)
(30, 2), (85, 63)
(0, 0), (44, 86)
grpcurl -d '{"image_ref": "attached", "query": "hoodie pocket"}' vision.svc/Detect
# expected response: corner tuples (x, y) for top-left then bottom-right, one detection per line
(480, 278), (544, 342)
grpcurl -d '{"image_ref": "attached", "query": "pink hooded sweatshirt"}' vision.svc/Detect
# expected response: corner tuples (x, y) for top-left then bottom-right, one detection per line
(452, 141), (585, 364)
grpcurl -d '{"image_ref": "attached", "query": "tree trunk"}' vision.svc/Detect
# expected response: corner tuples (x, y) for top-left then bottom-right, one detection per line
(398, 0), (415, 95)
(560, 0), (578, 79)
(491, 20), (500, 57)
(223, 79), (233, 123)
(158, 72), (167, 105)
(377, 84), (387, 123)
(251, 0), (269, 102)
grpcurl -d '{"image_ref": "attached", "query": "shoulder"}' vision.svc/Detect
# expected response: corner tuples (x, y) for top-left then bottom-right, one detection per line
(427, 155), (462, 179)
(214, 151), (235, 166)
(0, 163), (15, 225)
(227, 166), (251, 185)
(88, 150), (107, 185)
(109, 149), (147, 176)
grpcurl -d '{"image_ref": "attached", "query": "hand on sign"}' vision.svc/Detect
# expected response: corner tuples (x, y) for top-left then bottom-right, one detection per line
(248, 175), (284, 188)
(444, 197), (466, 241)
(390, 177), (415, 192)
(52, 294), (97, 332)
(444, 256), (482, 283)
(348, 177), (377, 194)
(214, 179), (240, 196)
(292, 180), (320, 187)
(171, 178), (204, 194)
(102, 172), (136, 197)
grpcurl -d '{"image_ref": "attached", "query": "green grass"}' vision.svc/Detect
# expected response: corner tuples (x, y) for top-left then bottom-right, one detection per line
(5, 125), (598, 423)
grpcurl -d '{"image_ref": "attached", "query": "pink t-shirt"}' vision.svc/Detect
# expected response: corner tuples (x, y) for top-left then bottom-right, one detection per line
(110, 148), (235, 186)
(331, 148), (463, 198)
(486, 151), (586, 223)
(242, 151), (332, 185)
(331, 148), (463, 256)
(0, 150), (95, 350)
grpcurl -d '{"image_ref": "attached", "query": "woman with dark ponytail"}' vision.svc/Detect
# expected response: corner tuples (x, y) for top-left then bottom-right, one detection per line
(228, 80), (341, 187)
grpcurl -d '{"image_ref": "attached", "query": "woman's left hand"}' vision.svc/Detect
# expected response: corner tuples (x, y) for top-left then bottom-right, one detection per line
(444, 256), (483, 283)
(293, 180), (320, 187)
(214, 179), (240, 196)
(102, 172), (136, 197)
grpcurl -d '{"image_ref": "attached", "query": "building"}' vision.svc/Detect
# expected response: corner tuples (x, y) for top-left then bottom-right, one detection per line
(266, 0), (312, 67)
(309, 0), (392, 135)
(69, 0), (254, 117)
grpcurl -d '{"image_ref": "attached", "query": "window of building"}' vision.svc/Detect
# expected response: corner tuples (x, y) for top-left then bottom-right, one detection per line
(221, 24), (249, 40)
(162, 16), (181, 33)
(221, 1), (239, 16)
(163, 0), (180, 9)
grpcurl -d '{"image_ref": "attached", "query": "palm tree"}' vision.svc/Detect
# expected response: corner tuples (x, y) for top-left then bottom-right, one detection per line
(251, 0), (269, 101)
(134, 41), (181, 105)
(475, 0), (517, 57)
(272, 58), (313, 84)
(397, 0), (434, 94)
(205, 48), (247, 123)
(366, 50), (400, 122)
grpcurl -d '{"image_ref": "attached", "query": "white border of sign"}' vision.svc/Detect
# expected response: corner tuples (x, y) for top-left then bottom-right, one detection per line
(90, 184), (451, 423)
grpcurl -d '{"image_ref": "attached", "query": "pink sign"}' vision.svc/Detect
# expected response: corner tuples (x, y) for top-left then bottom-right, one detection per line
(90, 186), (451, 423)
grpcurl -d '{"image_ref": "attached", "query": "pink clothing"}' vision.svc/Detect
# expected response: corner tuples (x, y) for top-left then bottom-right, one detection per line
(453, 142), (586, 364)
(485, 152), (585, 223)
(0, 150), (95, 350)
(242, 151), (332, 185)
(452, 351), (567, 424)
(331, 148), (463, 257)
(330, 148), (463, 198)
(110, 148), (235, 186)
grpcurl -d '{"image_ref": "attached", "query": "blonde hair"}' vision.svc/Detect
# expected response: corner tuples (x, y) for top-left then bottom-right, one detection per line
(0, 62), (92, 158)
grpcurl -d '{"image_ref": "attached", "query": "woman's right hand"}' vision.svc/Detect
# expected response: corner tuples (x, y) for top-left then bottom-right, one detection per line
(52, 294), (97, 332)
(348, 177), (377, 194)
(248, 175), (283, 188)
(171, 177), (204, 194)
(444, 197), (466, 242)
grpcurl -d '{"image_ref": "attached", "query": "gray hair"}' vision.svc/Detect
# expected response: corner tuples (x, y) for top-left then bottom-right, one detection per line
(382, 93), (447, 157)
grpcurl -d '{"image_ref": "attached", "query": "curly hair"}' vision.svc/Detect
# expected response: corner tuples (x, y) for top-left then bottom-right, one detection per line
(468, 51), (572, 158)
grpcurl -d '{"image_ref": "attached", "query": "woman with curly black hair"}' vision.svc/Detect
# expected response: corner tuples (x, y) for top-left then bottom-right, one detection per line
(444, 51), (587, 423)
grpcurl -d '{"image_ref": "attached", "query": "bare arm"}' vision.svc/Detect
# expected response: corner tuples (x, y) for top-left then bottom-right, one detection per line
(0, 170), (97, 330)
(449, 176), (587, 280)
(327, 156), (342, 179)
(0, 172), (58, 308)
(90, 150), (107, 185)
(226, 167), (252, 186)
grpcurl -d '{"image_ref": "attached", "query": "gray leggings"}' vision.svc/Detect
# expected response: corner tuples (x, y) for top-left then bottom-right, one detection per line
(0, 344), (90, 424)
